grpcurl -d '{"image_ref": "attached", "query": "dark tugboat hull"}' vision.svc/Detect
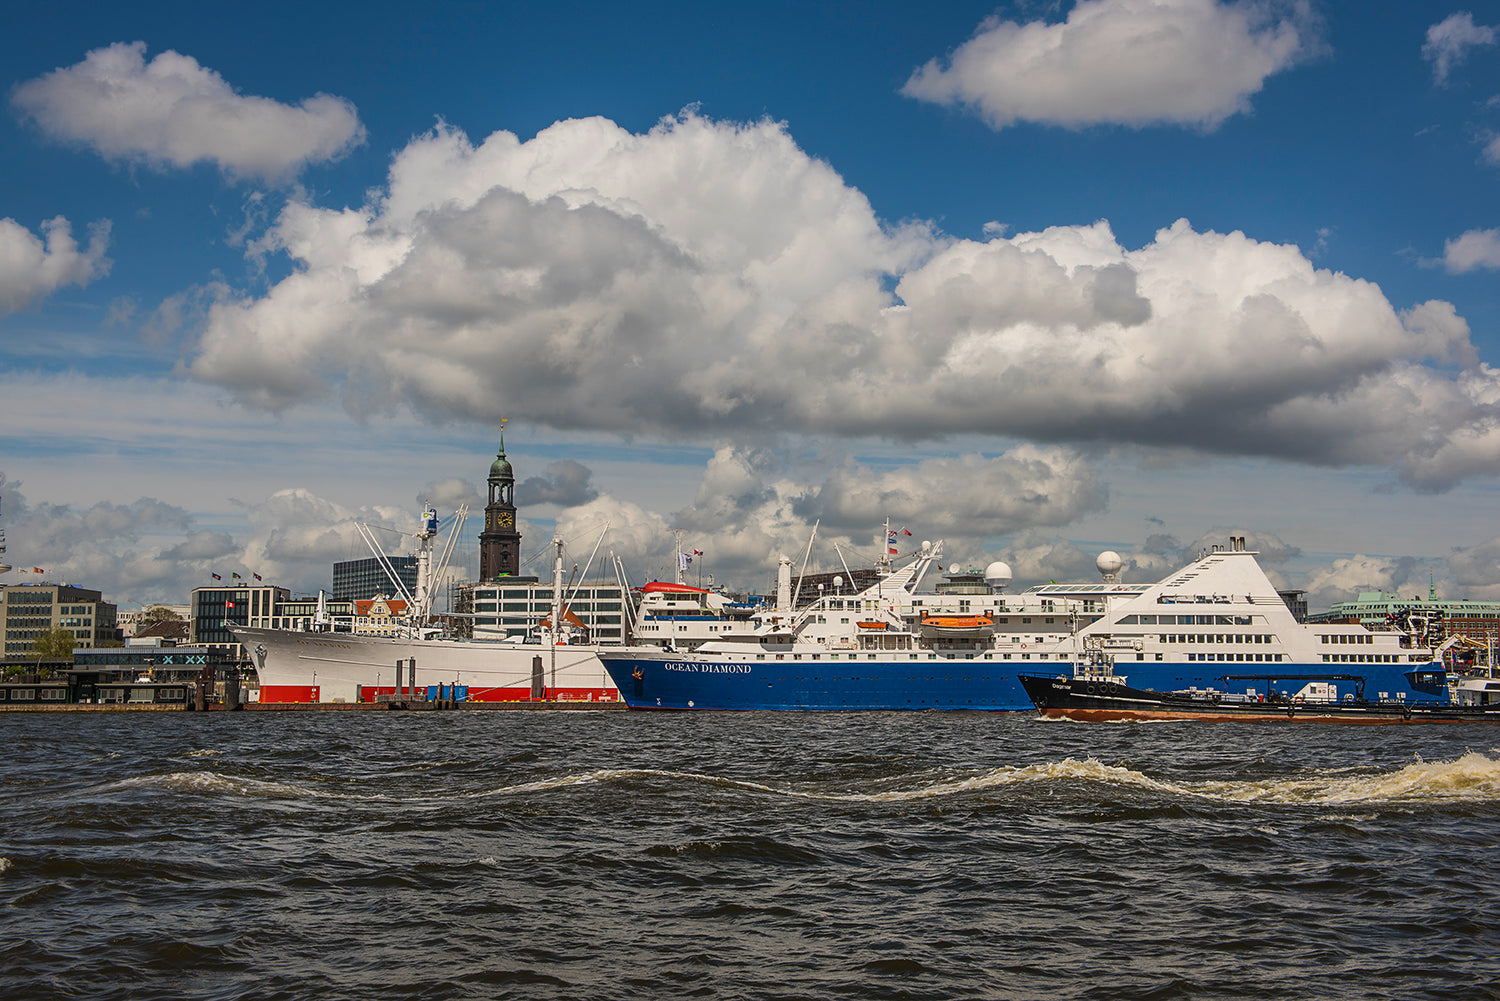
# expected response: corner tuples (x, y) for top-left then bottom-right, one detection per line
(1018, 674), (1500, 724)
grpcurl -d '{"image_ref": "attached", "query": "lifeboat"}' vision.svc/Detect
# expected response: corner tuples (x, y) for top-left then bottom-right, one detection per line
(919, 614), (995, 639)
(856, 620), (889, 630)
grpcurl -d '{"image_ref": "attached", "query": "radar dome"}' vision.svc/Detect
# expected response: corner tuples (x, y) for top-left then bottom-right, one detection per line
(949, 564), (960, 574)
(984, 561), (1013, 590)
(1096, 551), (1123, 577)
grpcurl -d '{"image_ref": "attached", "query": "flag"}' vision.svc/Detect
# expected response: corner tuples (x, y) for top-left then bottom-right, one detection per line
(226, 601), (236, 608)
(212, 573), (222, 580)
(253, 573), (262, 581)
(888, 547), (898, 555)
(231, 573), (242, 579)
(902, 528), (912, 536)
(32, 566), (44, 574)
(693, 549), (703, 556)
(678, 552), (692, 571)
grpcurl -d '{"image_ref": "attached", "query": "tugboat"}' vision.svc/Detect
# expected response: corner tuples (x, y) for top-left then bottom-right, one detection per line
(1018, 671), (1500, 724)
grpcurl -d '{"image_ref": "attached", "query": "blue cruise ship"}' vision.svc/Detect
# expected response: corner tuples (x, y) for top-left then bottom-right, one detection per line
(598, 538), (1454, 710)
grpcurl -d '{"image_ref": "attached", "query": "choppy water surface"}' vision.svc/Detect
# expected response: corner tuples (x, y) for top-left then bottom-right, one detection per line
(2, 711), (1498, 1001)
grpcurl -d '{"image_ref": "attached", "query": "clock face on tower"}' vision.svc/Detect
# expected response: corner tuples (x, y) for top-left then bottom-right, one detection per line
(496, 511), (514, 529)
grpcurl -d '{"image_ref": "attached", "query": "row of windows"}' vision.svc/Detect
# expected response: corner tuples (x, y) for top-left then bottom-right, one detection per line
(3, 592), (57, 604)
(0, 689), (68, 700)
(1119, 613), (1257, 626)
(717, 651), (1082, 663)
(1319, 634), (1374, 644)
(4, 629), (55, 641)
(478, 614), (623, 624)
(1322, 654), (1408, 663)
(1187, 653), (1286, 662)
(473, 588), (628, 601)
(1161, 633), (1273, 644)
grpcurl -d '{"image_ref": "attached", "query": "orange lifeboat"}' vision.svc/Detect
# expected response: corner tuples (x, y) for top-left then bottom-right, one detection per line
(919, 614), (995, 639)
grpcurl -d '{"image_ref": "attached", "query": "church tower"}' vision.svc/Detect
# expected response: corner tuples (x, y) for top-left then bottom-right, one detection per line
(479, 424), (522, 579)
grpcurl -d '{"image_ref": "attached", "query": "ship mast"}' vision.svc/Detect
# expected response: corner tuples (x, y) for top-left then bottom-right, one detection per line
(550, 533), (564, 694)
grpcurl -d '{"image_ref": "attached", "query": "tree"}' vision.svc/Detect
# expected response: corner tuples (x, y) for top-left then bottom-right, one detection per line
(141, 606), (184, 624)
(31, 626), (77, 660)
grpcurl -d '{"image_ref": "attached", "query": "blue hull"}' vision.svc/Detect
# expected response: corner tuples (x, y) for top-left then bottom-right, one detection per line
(601, 654), (1448, 711)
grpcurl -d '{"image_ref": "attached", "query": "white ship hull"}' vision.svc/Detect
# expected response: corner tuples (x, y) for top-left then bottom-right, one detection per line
(235, 626), (618, 703)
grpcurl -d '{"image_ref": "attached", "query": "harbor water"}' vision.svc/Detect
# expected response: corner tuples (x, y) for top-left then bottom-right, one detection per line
(2, 711), (1497, 1000)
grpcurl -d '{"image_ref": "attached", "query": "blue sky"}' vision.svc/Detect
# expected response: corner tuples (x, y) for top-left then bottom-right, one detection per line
(2, 0), (1499, 609)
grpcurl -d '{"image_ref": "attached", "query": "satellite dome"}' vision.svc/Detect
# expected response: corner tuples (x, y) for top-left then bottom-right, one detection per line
(984, 561), (1013, 590)
(1096, 551), (1123, 578)
(949, 564), (961, 574)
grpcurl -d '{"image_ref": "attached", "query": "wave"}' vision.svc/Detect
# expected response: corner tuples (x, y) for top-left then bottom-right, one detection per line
(70, 752), (1500, 811)
(467, 753), (1500, 806)
(1188, 751), (1500, 805)
(103, 771), (353, 801)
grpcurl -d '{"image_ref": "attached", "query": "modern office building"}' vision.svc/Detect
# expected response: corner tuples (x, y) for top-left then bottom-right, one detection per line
(331, 555), (418, 603)
(0, 583), (117, 657)
(460, 579), (630, 644)
(190, 583), (290, 662)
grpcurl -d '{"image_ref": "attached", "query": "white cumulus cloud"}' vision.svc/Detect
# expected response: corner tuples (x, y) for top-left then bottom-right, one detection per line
(182, 112), (1500, 492)
(12, 41), (365, 181)
(901, 0), (1312, 131)
(0, 216), (111, 314)
(1441, 228), (1500, 272)
(1422, 11), (1496, 84)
